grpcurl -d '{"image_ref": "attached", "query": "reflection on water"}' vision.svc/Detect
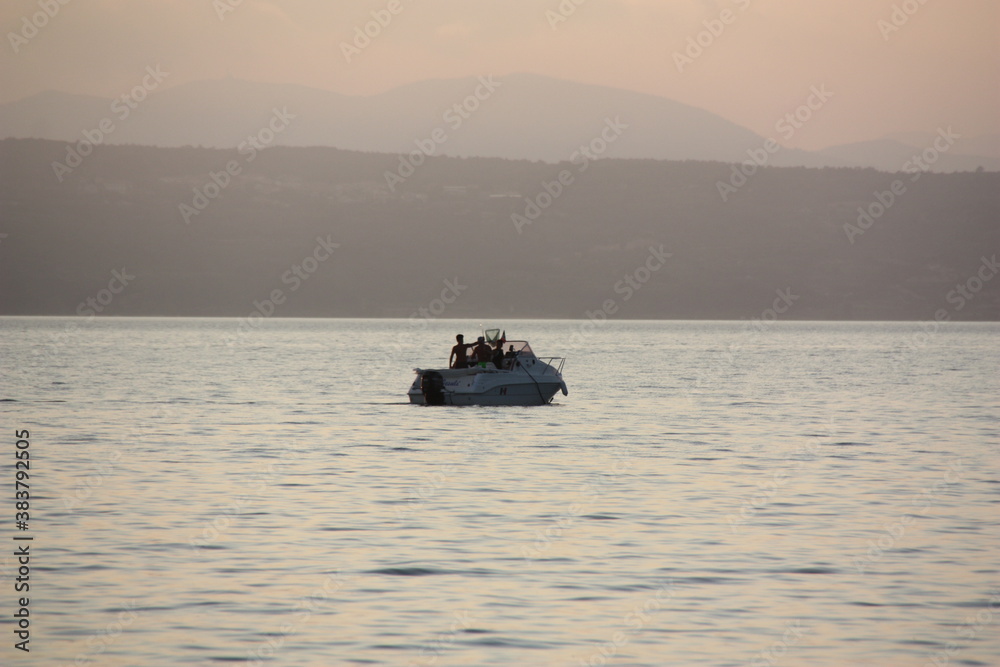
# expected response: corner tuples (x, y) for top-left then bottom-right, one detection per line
(1, 318), (998, 666)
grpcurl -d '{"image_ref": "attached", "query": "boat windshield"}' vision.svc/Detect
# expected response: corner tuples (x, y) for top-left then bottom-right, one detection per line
(505, 340), (534, 357)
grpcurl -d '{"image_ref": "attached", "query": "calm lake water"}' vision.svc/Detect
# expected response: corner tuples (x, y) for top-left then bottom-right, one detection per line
(1, 317), (998, 666)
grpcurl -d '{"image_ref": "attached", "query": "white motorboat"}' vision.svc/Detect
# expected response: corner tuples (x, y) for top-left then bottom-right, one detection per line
(408, 338), (568, 406)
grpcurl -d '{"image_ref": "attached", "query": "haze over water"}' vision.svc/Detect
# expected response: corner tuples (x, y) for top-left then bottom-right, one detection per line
(2, 317), (998, 666)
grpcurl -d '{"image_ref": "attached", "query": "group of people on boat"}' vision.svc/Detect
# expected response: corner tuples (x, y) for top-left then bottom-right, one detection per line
(449, 334), (517, 370)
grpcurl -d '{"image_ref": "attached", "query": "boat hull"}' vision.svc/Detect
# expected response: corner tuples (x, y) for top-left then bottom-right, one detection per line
(407, 380), (563, 406)
(407, 365), (566, 406)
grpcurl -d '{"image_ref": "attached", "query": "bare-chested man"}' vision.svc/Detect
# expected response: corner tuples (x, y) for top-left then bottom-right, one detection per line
(449, 334), (474, 369)
(472, 336), (492, 365)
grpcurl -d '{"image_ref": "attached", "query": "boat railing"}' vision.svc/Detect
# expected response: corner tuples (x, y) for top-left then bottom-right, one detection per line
(534, 356), (565, 375)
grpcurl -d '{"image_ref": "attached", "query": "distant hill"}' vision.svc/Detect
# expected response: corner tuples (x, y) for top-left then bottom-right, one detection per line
(883, 131), (1000, 160)
(2, 74), (997, 171)
(1, 139), (997, 321)
(817, 137), (1000, 173)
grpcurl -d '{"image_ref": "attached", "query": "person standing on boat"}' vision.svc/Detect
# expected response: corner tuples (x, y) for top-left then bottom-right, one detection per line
(472, 336), (492, 367)
(450, 334), (474, 369)
(491, 340), (506, 369)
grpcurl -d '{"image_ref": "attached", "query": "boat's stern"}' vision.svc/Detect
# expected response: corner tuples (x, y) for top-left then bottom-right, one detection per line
(407, 373), (426, 404)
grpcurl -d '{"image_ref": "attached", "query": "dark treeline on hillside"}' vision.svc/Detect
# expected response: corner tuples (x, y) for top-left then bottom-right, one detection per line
(1, 138), (997, 320)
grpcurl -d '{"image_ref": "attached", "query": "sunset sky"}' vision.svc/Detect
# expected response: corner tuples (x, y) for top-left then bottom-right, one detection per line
(2, 0), (997, 150)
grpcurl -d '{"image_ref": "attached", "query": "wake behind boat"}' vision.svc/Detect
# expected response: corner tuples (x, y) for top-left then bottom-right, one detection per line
(408, 331), (567, 406)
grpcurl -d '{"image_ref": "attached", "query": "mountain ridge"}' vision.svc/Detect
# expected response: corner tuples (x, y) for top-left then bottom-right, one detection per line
(2, 74), (997, 172)
(2, 138), (997, 321)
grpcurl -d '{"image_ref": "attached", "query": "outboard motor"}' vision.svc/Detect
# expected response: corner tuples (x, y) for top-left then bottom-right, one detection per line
(420, 371), (446, 405)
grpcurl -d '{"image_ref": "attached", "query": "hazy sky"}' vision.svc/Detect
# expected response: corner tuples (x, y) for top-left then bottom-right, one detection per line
(2, 0), (997, 150)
